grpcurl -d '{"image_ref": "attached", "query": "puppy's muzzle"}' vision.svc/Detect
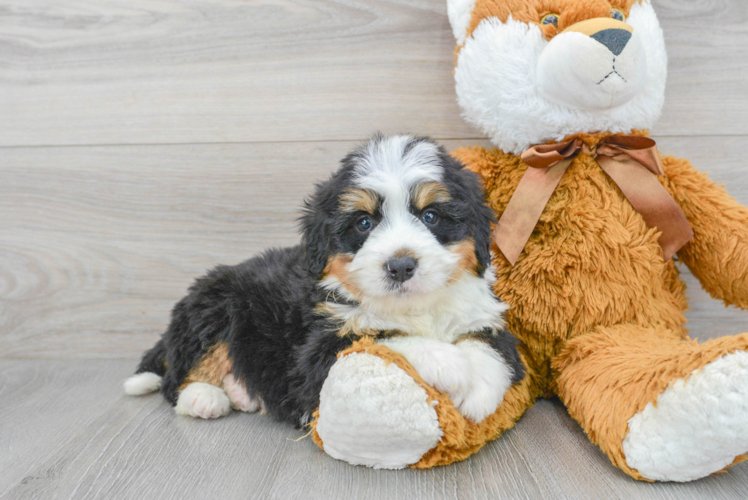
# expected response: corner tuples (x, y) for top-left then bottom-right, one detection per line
(385, 255), (418, 283)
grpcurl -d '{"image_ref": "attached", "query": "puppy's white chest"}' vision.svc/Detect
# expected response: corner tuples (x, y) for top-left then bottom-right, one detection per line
(333, 270), (506, 342)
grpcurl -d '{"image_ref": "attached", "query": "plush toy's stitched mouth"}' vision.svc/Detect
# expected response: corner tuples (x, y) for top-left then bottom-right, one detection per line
(597, 57), (627, 85)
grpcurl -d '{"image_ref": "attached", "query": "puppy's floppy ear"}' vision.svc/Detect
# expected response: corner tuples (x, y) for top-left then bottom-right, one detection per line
(299, 175), (340, 279)
(441, 152), (495, 275)
(470, 186), (496, 275)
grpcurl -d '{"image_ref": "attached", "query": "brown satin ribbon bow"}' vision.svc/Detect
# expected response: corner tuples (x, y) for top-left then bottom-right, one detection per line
(494, 135), (694, 265)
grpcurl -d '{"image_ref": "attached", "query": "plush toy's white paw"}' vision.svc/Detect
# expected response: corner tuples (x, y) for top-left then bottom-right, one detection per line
(378, 337), (472, 408)
(123, 372), (162, 396)
(316, 351), (442, 469)
(455, 340), (514, 423)
(623, 351), (748, 482)
(175, 382), (231, 419)
(222, 374), (263, 412)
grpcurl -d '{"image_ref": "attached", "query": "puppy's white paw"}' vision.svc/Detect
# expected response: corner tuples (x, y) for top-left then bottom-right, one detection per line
(175, 382), (231, 419)
(123, 372), (162, 396)
(455, 340), (514, 423)
(222, 374), (263, 412)
(377, 337), (472, 407)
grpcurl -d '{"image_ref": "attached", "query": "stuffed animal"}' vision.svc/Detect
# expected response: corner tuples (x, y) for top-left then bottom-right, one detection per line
(311, 0), (748, 482)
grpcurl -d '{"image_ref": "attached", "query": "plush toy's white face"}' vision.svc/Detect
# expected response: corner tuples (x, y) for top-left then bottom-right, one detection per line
(448, 0), (667, 154)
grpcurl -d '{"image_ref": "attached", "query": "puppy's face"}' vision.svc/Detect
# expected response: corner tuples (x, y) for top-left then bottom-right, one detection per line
(301, 135), (494, 305)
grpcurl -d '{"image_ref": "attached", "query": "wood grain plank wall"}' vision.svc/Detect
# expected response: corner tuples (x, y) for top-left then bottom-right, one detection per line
(1, 1), (748, 359)
(0, 0), (747, 147)
(1, 137), (747, 358)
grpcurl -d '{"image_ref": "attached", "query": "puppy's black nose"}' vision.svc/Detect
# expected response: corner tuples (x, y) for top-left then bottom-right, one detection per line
(385, 255), (418, 283)
(591, 29), (632, 56)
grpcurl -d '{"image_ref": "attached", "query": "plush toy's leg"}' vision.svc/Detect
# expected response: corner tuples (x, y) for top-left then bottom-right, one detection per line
(311, 339), (536, 469)
(554, 325), (748, 482)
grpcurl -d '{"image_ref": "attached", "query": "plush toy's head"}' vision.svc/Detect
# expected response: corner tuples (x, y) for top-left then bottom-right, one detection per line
(448, 0), (667, 153)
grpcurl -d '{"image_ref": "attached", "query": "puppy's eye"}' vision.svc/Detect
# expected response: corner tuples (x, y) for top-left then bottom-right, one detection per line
(541, 14), (559, 27)
(421, 210), (439, 225)
(356, 216), (373, 233)
(611, 9), (625, 21)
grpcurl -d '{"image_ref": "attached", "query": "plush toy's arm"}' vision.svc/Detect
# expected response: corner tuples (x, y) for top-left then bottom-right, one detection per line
(662, 155), (748, 309)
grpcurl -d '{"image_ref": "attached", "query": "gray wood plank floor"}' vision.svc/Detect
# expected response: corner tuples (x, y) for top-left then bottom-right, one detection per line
(2, 0), (748, 498)
(2, 360), (748, 500)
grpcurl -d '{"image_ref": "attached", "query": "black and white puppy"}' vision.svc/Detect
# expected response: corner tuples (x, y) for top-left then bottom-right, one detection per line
(124, 134), (524, 426)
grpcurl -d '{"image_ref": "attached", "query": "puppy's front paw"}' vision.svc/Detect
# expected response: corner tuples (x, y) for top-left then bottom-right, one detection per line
(455, 340), (515, 423)
(175, 382), (231, 419)
(377, 337), (472, 407)
(455, 379), (504, 424)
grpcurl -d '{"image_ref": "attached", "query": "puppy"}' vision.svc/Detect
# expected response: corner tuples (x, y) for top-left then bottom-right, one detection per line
(124, 134), (524, 426)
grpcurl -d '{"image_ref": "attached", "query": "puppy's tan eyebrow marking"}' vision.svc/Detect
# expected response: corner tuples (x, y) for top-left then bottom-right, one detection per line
(339, 188), (379, 214)
(412, 182), (451, 210)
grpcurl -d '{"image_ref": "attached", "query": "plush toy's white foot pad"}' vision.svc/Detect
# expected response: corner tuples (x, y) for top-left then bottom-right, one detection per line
(123, 372), (162, 396)
(316, 352), (442, 469)
(222, 374), (262, 412)
(176, 382), (231, 419)
(623, 351), (748, 482)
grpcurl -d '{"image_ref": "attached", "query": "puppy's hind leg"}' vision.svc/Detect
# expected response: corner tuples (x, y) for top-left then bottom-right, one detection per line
(175, 343), (233, 419)
(176, 383), (231, 419)
(222, 373), (264, 413)
(124, 338), (166, 396)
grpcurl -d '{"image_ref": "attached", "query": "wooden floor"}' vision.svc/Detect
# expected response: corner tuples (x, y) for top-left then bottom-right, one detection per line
(2, 1), (748, 498)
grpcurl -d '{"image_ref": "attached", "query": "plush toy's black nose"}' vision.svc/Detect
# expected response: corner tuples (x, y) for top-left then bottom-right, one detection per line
(591, 28), (632, 56)
(385, 255), (418, 283)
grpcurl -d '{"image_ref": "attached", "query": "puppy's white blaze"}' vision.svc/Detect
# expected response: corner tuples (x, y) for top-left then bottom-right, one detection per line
(123, 372), (162, 396)
(455, 1), (666, 154)
(355, 136), (442, 187)
(455, 340), (514, 423)
(175, 382), (231, 419)
(354, 136), (442, 214)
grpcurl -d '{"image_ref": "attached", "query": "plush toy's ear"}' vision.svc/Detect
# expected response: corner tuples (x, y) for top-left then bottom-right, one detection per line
(447, 0), (478, 46)
(299, 177), (340, 279)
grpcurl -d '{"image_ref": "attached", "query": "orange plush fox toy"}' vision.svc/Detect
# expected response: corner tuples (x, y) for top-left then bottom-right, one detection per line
(311, 0), (748, 481)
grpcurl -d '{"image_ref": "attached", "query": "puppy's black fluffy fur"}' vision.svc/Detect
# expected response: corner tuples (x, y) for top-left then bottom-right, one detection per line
(134, 135), (524, 427)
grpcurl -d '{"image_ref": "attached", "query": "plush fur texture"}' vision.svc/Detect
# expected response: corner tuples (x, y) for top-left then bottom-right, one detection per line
(435, 0), (748, 481)
(313, 0), (748, 478)
(315, 349), (443, 469)
(454, 0), (666, 153)
(311, 337), (534, 468)
(623, 350), (748, 482)
(452, 134), (748, 480)
(125, 135), (524, 442)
